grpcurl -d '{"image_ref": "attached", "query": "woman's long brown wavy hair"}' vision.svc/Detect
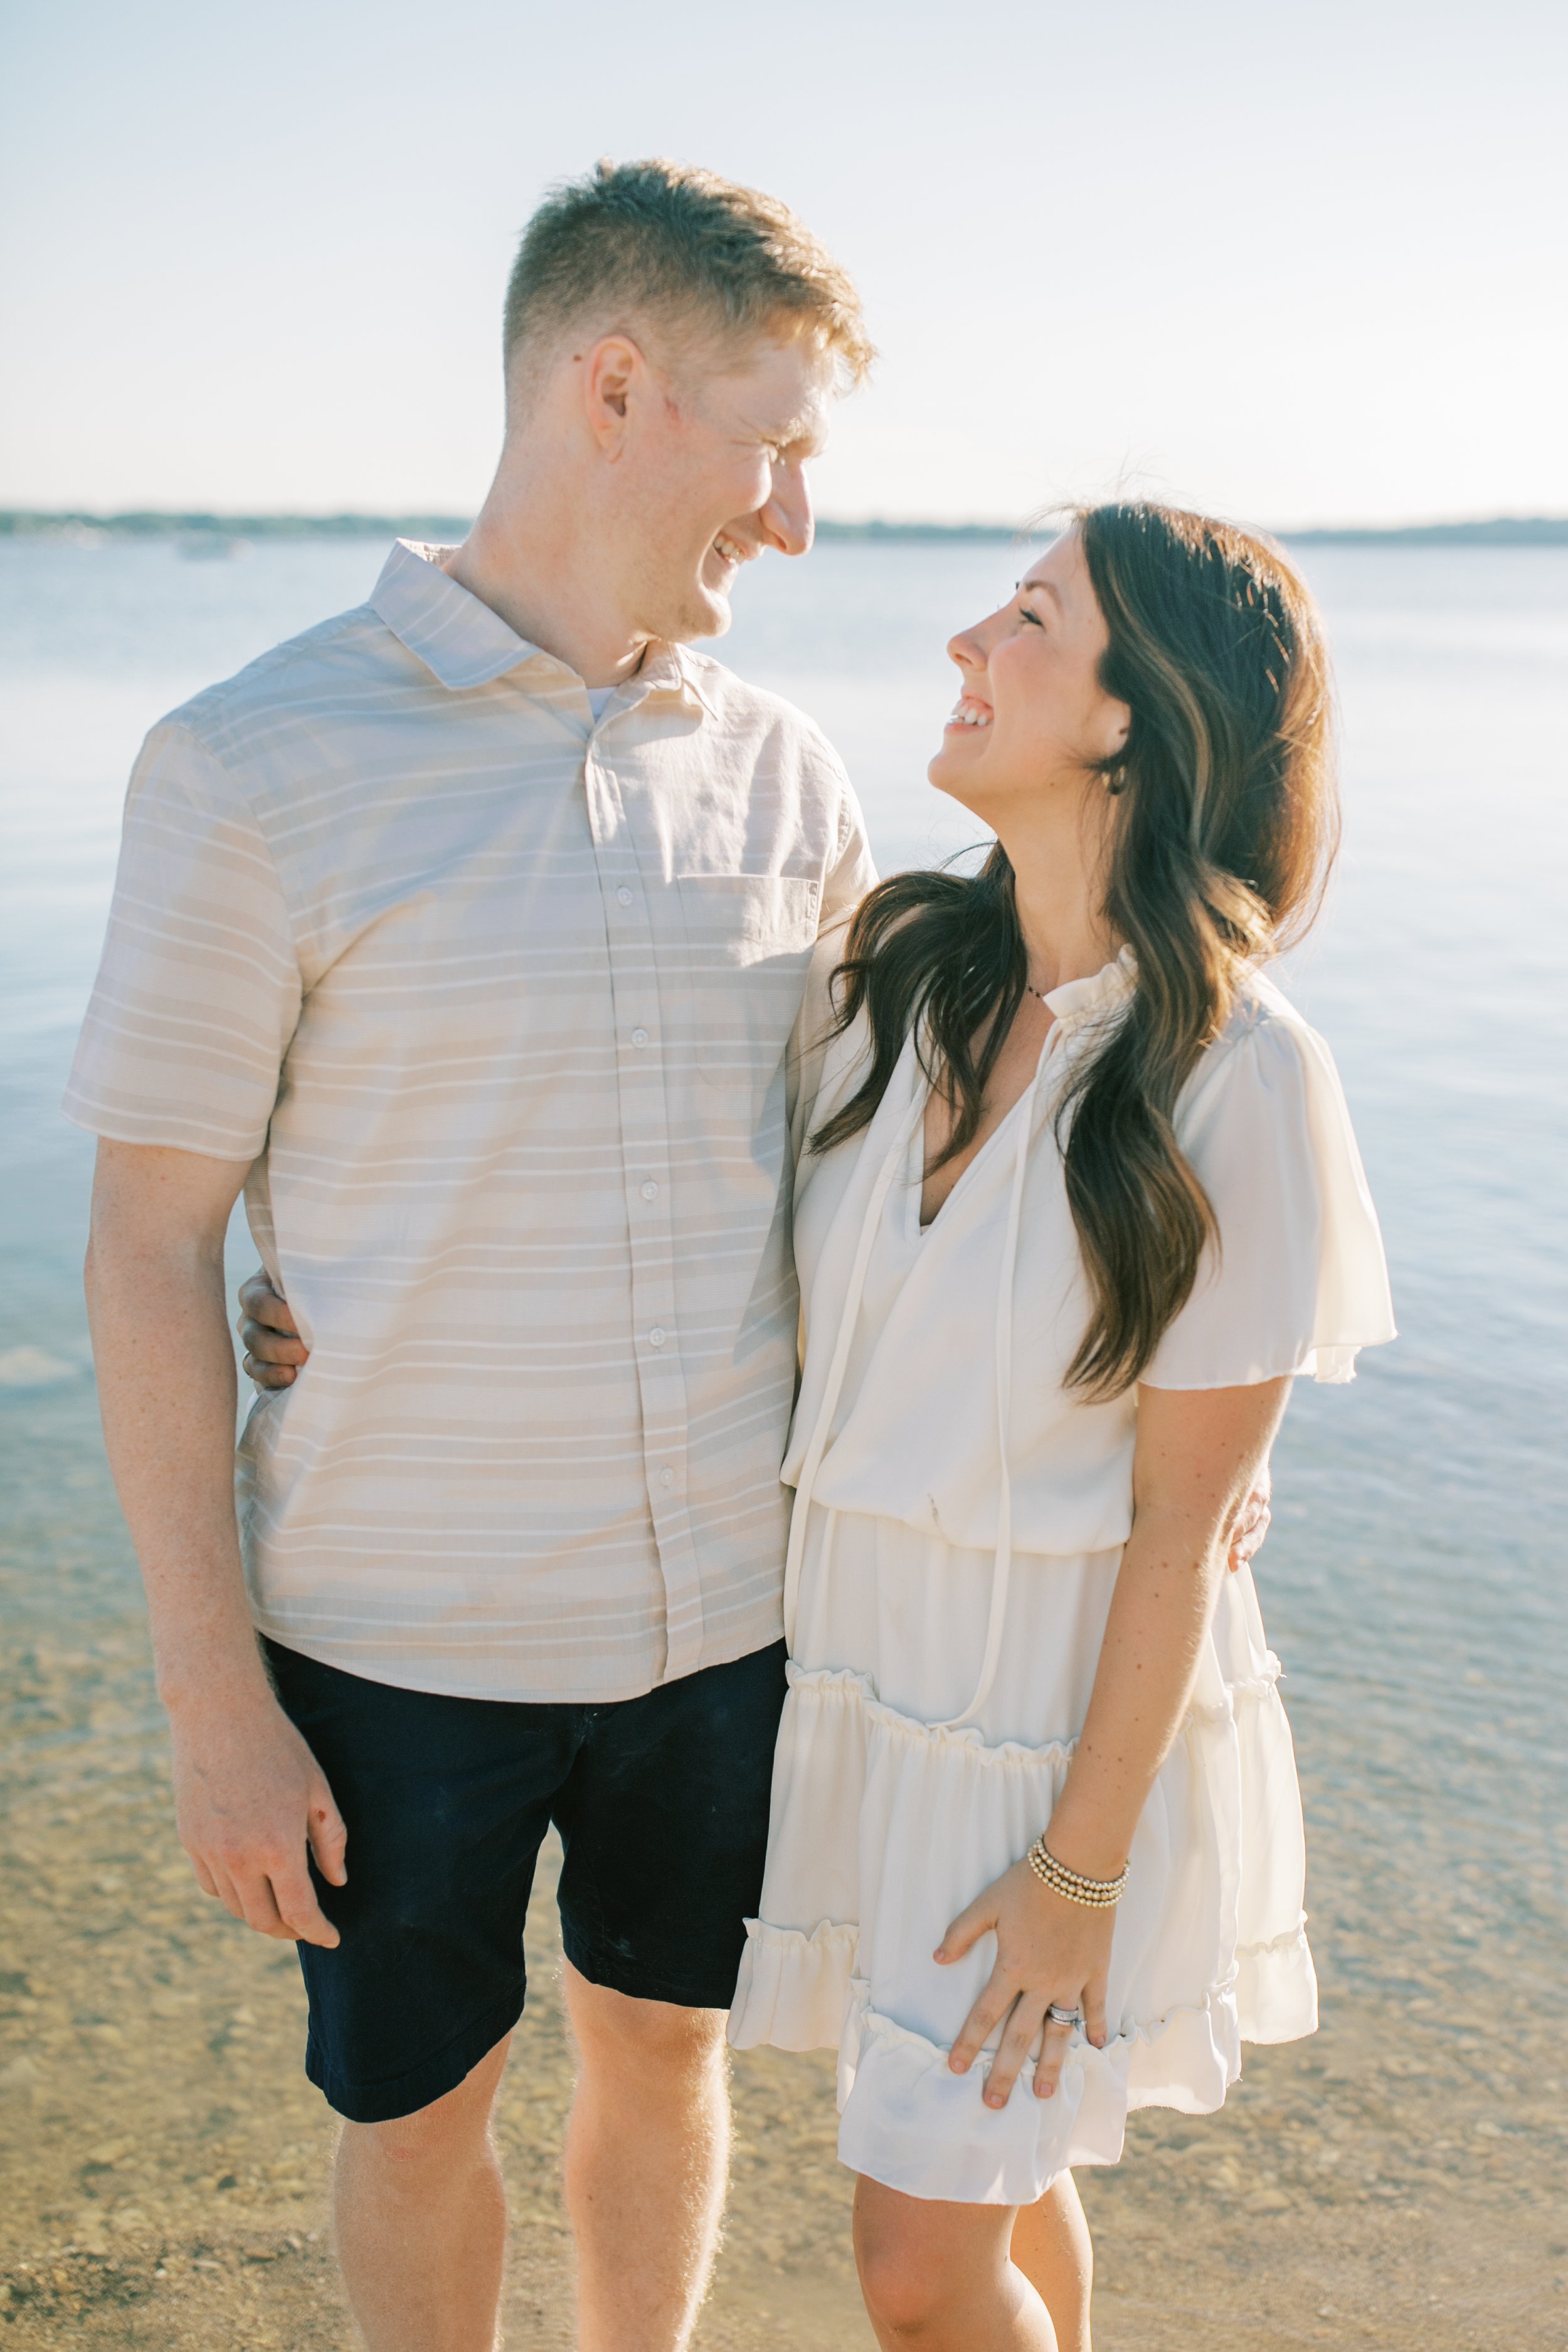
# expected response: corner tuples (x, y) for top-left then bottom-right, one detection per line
(810, 502), (1338, 1398)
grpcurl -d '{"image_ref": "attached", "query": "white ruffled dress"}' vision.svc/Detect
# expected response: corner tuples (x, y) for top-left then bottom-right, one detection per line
(728, 951), (1395, 2205)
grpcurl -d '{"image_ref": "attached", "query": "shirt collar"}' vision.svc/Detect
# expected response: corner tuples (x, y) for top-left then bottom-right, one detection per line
(1041, 945), (1138, 1029)
(371, 539), (716, 718)
(634, 640), (721, 721)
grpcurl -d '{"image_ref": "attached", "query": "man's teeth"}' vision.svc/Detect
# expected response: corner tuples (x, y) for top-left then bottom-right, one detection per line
(714, 536), (745, 566)
(950, 703), (992, 727)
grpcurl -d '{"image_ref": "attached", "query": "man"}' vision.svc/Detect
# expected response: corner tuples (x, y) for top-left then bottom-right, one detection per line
(71, 158), (876, 2352)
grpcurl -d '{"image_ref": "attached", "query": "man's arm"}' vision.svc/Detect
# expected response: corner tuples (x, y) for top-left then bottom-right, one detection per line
(85, 1140), (345, 1944)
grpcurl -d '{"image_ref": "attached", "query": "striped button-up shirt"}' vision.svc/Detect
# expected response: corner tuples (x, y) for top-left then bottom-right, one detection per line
(66, 541), (876, 1701)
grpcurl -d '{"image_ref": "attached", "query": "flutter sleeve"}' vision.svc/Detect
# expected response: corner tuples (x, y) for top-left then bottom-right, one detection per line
(1142, 978), (1396, 1390)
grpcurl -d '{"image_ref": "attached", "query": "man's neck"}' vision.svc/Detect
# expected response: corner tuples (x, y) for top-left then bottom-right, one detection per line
(442, 460), (652, 692)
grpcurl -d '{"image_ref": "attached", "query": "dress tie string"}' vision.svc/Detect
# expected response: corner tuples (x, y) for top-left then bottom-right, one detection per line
(928, 1076), (1035, 1732)
(784, 1023), (1060, 1719)
(783, 1072), (928, 1650)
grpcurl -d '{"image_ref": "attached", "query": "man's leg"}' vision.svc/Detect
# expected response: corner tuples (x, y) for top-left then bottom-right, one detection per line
(562, 1964), (730, 2352)
(334, 2035), (512, 2352)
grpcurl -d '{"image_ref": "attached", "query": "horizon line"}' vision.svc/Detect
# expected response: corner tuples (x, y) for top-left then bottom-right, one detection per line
(3, 507), (1567, 549)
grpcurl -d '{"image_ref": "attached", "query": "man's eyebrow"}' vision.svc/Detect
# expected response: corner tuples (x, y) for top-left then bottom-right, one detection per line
(761, 405), (829, 450)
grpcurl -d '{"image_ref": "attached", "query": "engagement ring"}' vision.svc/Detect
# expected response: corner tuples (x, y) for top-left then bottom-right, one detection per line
(1045, 2004), (1084, 2028)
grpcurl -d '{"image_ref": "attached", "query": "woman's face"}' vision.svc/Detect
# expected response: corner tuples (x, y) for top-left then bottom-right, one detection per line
(928, 527), (1131, 821)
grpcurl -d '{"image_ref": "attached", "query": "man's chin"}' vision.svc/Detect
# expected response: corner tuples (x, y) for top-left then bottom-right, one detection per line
(670, 581), (734, 644)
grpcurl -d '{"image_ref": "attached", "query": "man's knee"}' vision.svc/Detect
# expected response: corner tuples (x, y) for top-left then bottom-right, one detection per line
(564, 1966), (728, 2084)
(340, 2037), (509, 2172)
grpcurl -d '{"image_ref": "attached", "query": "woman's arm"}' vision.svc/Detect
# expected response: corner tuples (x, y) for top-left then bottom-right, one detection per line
(937, 1375), (1291, 2108)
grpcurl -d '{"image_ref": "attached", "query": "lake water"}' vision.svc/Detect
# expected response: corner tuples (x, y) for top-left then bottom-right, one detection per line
(1, 534), (1565, 2350)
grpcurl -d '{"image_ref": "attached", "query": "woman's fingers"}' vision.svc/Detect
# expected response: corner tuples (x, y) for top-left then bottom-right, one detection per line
(240, 1319), (308, 1366)
(984, 1997), (1044, 2109)
(934, 1893), (995, 1967)
(236, 1271), (296, 1332)
(948, 1974), (1016, 2075)
(1084, 1973), (1110, 2051)
(1032, 2012), (1076, 2099)
(235, 1273), (311, 1383)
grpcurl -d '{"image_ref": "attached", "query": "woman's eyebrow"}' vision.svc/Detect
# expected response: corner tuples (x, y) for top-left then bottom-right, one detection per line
(1017, 578), (1064, 608)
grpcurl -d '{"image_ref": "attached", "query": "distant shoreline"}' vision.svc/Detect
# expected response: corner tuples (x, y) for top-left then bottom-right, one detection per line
(3, 509), (1567, 549)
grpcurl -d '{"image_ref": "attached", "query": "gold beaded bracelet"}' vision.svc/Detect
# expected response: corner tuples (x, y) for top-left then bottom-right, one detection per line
(1026, 1836), (1129, 1908)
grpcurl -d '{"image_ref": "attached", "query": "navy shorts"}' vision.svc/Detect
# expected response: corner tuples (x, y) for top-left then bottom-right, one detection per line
(263, 1637), (787, 2124)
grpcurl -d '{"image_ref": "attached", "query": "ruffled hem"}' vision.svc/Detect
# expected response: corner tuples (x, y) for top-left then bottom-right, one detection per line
(729, 1917), (856, 2052)
(840, 1981), (1239, 2203)
(1233, 1916), (1318, 2042)
(785, 1658), (1079, 1768)
(731, 1917), (1316, 2203)
(730, 1643), (1318, 2200)
(787, 1646), (1283, 1748)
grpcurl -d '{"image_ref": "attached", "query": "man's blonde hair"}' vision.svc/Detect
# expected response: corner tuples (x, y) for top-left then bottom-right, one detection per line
(502, 157), (874, 393)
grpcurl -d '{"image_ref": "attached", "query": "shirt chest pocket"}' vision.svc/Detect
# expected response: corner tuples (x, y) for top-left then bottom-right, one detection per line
(675, 873), (822, 1089)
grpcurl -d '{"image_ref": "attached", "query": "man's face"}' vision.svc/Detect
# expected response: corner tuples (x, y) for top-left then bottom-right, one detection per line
(610, 328), (837, 645)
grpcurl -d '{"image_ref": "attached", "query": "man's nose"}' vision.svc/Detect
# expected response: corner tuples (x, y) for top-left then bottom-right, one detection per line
(761, 462), (813, 559)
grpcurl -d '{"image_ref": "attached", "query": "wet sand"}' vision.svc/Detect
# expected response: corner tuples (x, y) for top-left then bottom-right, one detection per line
(3, 1387), (1565, 2352)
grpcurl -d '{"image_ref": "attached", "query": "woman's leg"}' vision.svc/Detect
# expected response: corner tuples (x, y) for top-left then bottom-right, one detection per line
(854, 2175), (1058, 2351)
(1011, 2173), (1093, 2352)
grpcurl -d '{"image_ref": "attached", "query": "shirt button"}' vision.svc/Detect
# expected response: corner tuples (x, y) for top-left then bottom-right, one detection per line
(617, 886), (633, 907)
(649, 1327), (667, 1349)
(641, 1179), (659, 1201)
(659, 1466), (675, 1490)
(631, 1026), (649, 1049)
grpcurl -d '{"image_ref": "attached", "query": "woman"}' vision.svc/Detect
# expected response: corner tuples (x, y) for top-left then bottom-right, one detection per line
(727, 502), (1395, 2351)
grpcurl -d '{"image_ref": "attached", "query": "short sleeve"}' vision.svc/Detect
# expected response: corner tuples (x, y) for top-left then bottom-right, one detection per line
(823, 770), (878, 923)
(787, 770), (876, 1167)
(63, 723), (302, 1159)
(1142, 995), (1396, 1390)
(786, 908), (863, 1172)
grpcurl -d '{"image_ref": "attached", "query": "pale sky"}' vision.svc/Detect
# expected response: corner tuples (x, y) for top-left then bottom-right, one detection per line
(2, 0), (1564, 527)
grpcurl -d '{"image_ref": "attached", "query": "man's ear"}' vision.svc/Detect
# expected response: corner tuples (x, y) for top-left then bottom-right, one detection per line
(582, 333), (647, 460)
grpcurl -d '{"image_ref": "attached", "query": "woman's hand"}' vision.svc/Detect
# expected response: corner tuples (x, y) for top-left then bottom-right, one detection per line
(935, 1858), (1114, 2108)
(237, 1271), (309, 1389)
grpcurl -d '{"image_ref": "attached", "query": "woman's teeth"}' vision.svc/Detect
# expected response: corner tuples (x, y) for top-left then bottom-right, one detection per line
(949, 702), (992, 728)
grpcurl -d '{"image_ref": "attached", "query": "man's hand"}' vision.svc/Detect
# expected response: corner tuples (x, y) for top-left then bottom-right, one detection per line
(1227, 1462), (1271, 1573)
(172, 1683), (347, 1946)
(238, 1272), (309, 1389)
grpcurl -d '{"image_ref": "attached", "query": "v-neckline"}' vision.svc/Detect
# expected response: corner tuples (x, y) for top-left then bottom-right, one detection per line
(913, 1062), (1040, 1240)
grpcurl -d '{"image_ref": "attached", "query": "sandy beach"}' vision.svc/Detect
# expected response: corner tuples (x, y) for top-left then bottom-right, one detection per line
(2, 1438), (1563, 2352)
